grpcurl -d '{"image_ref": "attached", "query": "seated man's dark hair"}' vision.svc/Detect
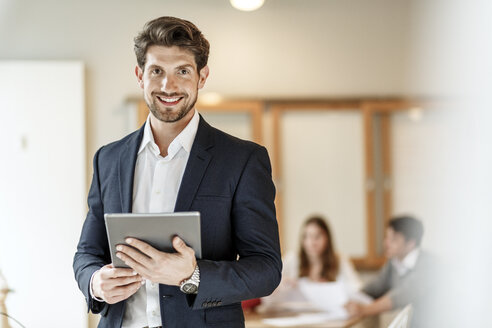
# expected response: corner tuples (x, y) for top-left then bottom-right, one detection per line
(388, 215), (424, 246)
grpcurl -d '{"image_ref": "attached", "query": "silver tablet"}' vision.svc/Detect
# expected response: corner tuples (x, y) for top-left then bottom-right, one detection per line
(104, 212), (202, 268)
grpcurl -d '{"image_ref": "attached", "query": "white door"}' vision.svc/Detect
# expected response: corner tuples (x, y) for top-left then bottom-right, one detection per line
(0, 61), (86, 328)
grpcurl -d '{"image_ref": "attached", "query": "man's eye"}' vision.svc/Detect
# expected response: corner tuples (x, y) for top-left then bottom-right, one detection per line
(152, 68), (162, 75)
(179, 69), (189, 75)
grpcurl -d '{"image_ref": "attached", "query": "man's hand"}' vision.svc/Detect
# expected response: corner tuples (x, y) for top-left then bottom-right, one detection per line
(92, 264), (144, 304)
(116, 236), (196, 286)
(345, 301), (364, 317)
(345, 295), (392, 317)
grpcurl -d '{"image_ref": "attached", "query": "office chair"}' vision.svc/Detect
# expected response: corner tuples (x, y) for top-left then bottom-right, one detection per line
(387, 304), (413, 328)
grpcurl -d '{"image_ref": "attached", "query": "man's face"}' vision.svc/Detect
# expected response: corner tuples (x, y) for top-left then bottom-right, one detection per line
(383, 227), (416, 260)
(135, 45), (209, 123)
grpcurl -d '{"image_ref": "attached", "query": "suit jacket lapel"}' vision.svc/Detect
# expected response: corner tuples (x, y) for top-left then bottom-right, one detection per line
(119, 124), (145, 213)
(174, 116), (214, 212)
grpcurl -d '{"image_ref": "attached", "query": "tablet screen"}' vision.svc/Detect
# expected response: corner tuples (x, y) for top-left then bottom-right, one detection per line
(104, 212), (201, 268)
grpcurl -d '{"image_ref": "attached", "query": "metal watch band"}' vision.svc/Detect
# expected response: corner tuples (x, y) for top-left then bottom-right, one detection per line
(180, 265), (200, 294)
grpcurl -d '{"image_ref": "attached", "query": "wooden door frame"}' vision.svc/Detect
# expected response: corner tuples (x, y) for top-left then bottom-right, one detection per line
(270, 99), (419, 270)
(270, 99), (362, 260)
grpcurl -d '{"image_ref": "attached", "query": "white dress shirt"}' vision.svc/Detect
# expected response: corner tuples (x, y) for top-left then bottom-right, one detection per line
(121, 109), (200, 328)
(391, 247), (420, 277)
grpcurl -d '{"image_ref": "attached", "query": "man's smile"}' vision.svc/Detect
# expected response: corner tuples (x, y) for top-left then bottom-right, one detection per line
(156, 95), (183, 106)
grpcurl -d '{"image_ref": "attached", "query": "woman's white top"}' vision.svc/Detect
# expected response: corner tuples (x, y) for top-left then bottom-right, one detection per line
(281, 252), (362, 294)
(261, 252), (365, 311)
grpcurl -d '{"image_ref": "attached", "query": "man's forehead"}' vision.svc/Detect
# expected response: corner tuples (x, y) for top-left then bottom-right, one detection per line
(386, 227), (401, 237)
(145, 45), (196, 68)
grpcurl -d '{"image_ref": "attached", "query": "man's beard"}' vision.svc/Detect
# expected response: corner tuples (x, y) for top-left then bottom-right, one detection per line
(147, 93), (197, 123)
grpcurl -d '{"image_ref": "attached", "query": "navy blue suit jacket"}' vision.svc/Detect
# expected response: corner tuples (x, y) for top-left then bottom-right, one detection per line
(73, 117), (282, 328)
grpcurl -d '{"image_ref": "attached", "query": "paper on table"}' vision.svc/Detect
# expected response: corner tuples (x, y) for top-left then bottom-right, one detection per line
(260, 278), (367, 316)
(262, 311), (349, 327)
(349, 291), (373, 305)
(297, 278), (349, 311)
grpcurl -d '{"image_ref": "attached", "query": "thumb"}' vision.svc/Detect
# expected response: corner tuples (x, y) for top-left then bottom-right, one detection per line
(172, 236), (187, 252)
(172, 236), (194, 257)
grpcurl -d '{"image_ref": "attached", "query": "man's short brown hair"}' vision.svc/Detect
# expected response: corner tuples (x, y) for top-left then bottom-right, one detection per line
(134, 16), (210, 72)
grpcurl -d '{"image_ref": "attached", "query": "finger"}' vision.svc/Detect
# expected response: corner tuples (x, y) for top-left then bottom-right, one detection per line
(113, 280), (145, 296)
(105, 275), (143, 289)
(107, 281), (143, 304)
(172, 236), (194, 256)
(117, 244), (152, 266)
(98, 273), (140, 293)
(101, 266), (138, 279)
(125, 238), (159, 258)
(116, 251), (151, 279)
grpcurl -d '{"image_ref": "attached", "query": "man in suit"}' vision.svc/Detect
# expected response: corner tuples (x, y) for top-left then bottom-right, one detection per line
(73, 16), (282, 328)
(345, 216), (435, 327)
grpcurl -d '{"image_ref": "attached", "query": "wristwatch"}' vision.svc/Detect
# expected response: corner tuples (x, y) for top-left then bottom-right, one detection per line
(180, 265), (200, 294)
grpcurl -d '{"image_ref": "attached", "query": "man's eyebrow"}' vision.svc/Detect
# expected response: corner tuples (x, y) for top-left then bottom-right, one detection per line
(146, 64), (162, 70)
(177, 64), (195, 70)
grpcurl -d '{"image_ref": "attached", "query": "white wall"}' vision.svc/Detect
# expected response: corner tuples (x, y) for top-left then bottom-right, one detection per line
(0, 61), (86, 327)
(281, 111), (366, 257)
(391, 108), (468, 255)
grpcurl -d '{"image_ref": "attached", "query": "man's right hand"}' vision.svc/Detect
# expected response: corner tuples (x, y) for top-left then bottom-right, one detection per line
(92, 264), (144, 304)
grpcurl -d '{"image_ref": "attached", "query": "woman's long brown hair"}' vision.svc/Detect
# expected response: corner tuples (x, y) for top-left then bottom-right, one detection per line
(299, 216), (339, 282)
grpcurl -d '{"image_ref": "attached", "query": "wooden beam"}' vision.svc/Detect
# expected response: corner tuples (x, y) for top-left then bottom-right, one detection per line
(267, 100), (362, 111)
(137, 100), (149, 127)
(351, 256), (387, 271)
(362, 104), (377, 259)
(381, 114), (393, 231)
(196, 100), (264, 144)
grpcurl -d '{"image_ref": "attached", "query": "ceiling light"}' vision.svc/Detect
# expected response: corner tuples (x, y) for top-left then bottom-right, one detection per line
(199, 92), (223, 106)
(230, 0), (265, 12)
(408, 107), (423, 122)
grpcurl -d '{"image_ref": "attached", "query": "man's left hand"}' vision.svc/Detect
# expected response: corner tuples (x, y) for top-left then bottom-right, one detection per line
(116, 236), (196, 286)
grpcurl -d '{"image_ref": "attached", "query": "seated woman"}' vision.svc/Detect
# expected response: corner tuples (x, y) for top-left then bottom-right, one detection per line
(261, 216), (364, 312)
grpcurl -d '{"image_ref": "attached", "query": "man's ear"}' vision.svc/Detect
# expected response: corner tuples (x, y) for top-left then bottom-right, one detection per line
(135, 65), (144, 89)
(198, 65), (209, 89)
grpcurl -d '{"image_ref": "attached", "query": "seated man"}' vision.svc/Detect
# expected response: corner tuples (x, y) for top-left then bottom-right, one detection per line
(345, 216), (434, 327)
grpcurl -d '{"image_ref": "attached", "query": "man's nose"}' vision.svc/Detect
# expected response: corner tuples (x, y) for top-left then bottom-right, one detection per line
(160, 75), (177, 93)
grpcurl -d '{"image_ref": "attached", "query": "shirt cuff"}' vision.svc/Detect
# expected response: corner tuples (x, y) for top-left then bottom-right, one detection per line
(89, 270), (105, 302)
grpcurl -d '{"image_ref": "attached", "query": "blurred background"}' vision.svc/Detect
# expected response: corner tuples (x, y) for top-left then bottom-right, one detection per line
(0, 0), (490, 327)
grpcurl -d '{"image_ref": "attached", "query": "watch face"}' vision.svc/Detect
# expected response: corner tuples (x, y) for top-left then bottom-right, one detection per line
(182, 283), (198, 294)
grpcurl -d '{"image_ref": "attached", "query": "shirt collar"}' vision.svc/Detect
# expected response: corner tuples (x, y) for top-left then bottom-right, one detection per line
(138, 115), (159, 156)
(392, 248), (420, 276)
(173, 109), (200, 154)
(138, 109), (200, 157)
